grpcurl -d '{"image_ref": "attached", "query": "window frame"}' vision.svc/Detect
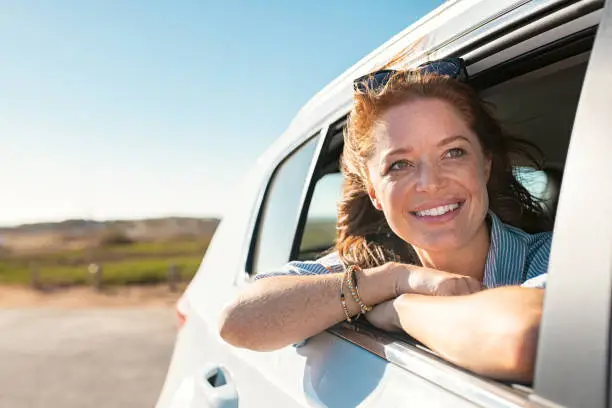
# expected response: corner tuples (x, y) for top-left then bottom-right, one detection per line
(245, 130), (327, 277)
(328, 322), (532, 404)
(289, 118), (346, 261)
(295, 171), (344, 261)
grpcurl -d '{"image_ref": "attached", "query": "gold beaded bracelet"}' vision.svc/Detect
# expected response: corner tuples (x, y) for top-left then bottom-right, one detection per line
(345, 265), (372, 314)
(339, 275), (354, 322)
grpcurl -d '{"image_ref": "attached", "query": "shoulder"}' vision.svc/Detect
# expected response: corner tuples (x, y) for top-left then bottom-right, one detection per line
(512, 227), (552, 287)
(491, 212), (552, 287)
(525, 231), (553, 260)
(254, 252), (344, 280)
(492, 212), (552, 257)
(523, 231), (552, 281)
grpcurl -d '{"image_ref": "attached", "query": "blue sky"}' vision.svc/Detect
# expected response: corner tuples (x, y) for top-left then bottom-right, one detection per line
(0, 1), (444, 226)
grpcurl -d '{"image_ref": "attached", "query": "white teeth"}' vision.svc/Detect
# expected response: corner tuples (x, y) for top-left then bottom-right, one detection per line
(415, 203), (460, 217)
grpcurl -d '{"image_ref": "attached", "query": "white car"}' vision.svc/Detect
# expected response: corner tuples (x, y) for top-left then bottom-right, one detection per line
(156, 0), (612, 406)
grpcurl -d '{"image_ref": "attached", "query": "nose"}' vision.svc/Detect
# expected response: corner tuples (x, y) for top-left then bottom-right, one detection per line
(415, 161), (442, 192)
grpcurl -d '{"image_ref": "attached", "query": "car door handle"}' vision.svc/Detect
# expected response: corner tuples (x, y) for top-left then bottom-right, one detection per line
(195, 364), (238, 408)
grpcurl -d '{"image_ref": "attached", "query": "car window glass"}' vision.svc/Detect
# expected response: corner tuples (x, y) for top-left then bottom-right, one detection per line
(251, 136), (320, 275)
(514, 167), (549, 201)
(297, 172), (343, 260)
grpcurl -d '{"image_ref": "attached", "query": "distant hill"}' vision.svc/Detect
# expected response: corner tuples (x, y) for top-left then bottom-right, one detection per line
(0, 217), (221, 254)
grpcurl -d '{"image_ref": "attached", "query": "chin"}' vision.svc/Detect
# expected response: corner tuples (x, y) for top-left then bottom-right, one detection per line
(410, 233), (467, 252)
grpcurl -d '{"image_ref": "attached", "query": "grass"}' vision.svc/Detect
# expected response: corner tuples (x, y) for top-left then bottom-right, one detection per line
(0, 217), (336, 287)
(0, 239), (208, 286)
(297, 219), (337, 261)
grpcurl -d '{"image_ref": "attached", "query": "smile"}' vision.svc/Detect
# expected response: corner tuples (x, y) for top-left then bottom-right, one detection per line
(411, 201), (464, 218)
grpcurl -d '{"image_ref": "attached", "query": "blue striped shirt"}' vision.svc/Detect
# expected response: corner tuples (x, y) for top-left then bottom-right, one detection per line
(256, 212), (551, 289)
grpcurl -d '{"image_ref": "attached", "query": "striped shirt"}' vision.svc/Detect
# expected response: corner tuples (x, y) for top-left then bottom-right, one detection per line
(256, 212), (551, 289)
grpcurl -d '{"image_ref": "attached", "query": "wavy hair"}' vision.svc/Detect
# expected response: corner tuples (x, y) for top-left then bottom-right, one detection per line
(335, 70), (551, 269)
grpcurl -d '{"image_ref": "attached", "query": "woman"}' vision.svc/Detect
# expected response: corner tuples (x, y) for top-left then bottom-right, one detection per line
(219, 58), (552, 383)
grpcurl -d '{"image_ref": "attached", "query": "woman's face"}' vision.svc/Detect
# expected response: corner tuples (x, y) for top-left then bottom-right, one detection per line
(366, 98), (491, 252)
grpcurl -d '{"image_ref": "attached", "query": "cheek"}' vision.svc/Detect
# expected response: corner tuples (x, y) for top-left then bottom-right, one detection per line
(456, 159), (489, 193)
(468, 169), (489, 193)
(382, 180), (412, 214)
(461, 163), (490, 211)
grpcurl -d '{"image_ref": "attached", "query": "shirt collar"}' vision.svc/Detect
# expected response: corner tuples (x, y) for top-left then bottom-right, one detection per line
(482, 211), (527, 288)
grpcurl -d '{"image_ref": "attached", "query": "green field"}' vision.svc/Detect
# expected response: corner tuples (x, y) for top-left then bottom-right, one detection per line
(0, 239), (210, 287)
(0, 217), (338, 287)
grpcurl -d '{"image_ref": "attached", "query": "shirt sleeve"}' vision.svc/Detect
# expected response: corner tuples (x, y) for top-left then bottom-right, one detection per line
(521, 232), (552, 289)
(254, 252), (344, 280)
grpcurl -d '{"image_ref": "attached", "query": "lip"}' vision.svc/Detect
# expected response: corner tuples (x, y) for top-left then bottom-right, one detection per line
(410, 199), (465, 213)
(409, 200), (465, 224)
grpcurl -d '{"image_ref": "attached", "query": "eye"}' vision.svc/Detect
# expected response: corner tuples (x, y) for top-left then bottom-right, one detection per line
(388, 160), (412, 172)
(444, 147), (466, 159)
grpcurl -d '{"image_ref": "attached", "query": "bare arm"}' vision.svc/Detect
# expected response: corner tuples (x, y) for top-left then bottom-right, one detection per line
(219, 262), (481, 351)
(218, 264), (399, 351)
(369, 286), (543, 382)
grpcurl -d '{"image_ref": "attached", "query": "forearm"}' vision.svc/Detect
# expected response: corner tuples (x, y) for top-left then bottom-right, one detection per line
(393, 287), (543, 382)
(219, 264), (402, 351)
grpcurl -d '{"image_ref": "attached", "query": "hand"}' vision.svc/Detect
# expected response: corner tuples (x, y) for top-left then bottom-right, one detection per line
(389, 262), (483, 296)
(365, 299), (401, 332)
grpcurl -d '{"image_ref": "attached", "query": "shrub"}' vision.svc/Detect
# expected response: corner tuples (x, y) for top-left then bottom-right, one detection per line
(99, 229), (133, 246)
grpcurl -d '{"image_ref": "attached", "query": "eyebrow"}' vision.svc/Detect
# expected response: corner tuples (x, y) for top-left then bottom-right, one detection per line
(382, 135), (471, 160)
(437, 135), (471, 147)
(383, 146), (412, 159)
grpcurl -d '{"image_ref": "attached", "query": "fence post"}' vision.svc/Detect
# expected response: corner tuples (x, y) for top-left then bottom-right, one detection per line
(88, 263), (103, 292)
(29, 262), (41, 290)
(168, 263), (180, 292)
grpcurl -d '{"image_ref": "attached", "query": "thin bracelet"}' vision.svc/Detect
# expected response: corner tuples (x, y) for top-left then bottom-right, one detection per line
(339, 274), (356, 322)
(351, 265), (372, 313)
(345, 265), (372, 314)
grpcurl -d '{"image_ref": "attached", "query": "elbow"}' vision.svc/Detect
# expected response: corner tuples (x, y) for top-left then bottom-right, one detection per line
(218, 304), (236, 344)
(218, 302), (253, 349)
(508, 316), (541, 382)
(493, 309), (542, 382)
(218, 301), (282, 352)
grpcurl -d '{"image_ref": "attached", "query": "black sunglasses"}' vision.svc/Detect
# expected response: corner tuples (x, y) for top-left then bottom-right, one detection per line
(353, 57), (468, 93)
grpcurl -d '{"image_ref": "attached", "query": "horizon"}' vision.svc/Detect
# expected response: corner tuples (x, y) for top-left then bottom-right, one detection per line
(0, 213), (340, 230)
(1, 1), (444, 227)
(0, 214), (222, 229)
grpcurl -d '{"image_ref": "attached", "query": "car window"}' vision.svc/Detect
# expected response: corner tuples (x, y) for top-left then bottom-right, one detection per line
(297, 172), (343, 260)
(250, 135), (320, 275)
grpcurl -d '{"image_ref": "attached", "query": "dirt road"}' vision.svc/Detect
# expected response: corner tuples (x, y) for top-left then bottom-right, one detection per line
(0, 308), (177, 408)
(0, 284), (184, 308)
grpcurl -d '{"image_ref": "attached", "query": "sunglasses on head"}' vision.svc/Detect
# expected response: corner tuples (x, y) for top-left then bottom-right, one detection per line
(353, 57), (468, 93)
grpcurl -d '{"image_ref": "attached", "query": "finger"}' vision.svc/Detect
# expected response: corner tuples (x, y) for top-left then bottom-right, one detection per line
(467, 279), (482, 294)
(464, 279), (479, 295)
(456, 278), (479, 295)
